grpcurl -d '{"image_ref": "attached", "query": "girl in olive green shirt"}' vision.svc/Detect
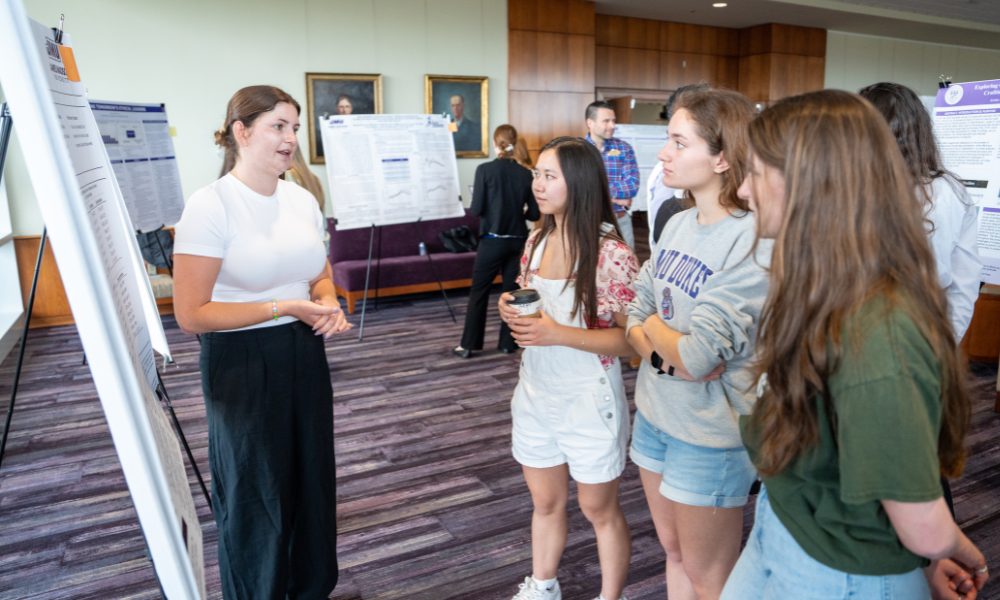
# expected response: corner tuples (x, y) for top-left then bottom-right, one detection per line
(720, 90), (987, 600)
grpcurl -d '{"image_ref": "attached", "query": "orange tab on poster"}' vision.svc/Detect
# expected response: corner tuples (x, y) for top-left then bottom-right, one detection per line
(448, 122), (458, 132)
(58, 45), (80, 82)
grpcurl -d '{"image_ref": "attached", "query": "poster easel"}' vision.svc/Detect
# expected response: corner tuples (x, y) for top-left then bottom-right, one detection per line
(0, 5), (205, 597)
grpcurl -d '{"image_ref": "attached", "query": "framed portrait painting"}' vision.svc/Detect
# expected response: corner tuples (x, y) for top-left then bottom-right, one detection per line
(306, 73), (383, 164)
(425, 75), (488, 158)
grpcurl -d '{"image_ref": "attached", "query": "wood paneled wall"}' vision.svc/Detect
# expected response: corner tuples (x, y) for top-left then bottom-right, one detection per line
(508, 1), (827, 155)
(508, 0), (596, 159)
(595, 15), (740, 92)
(738, 23), (826, 103)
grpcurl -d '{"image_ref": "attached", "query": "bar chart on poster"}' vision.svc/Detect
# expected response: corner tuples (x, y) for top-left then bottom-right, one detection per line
(0, 3), (205, 598)
(613, 124), (667, 212)
(934, 79), (1000, 284)
(321, 114), (464, 230)
(90, 101), (184, 232)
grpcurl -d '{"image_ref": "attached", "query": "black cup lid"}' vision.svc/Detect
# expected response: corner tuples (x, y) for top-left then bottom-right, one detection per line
(510, 288), (541, 304)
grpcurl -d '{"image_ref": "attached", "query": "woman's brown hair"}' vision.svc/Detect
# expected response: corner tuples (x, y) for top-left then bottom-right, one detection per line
(525, 137), (625, 326)
(216, 85), (301, 178)
(747, 89), (970, 478)
(674, 86), (754, 212)
(286, 145), (325, 211)
(858, 82), (968, 210)
(495, 124), (533, 169)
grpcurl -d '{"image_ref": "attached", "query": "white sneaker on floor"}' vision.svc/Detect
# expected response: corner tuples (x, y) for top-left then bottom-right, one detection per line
(511, 576), (561, 600)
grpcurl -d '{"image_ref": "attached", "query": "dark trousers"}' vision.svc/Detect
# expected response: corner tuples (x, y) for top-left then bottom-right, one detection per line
(200, 321), (338, 600)
(460, 237), (525, 352)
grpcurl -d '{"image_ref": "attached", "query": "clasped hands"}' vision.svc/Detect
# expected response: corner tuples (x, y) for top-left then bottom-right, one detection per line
(280, 298), (353, 339)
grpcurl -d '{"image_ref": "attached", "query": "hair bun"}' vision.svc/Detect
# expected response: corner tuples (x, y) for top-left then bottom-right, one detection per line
(214, 125), (230, 149)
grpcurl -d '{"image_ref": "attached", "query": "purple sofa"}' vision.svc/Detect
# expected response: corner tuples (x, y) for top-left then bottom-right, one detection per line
(328, 210), (494, 313)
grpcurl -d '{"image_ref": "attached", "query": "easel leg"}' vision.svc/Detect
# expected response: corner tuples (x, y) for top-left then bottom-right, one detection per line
(155, 371), (212, 515)
(414, 219), (457, 323)
(358, 224), (376, 341)
(0, 228), (47, 472)
(374, 227), (382, 311)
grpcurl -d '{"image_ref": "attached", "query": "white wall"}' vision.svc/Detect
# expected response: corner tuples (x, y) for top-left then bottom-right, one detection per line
(825, 31), (1000, 97)
(1, 0), (508, 236)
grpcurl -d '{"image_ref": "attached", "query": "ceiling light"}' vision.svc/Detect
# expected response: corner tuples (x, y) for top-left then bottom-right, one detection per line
(713, 2), (727, 6)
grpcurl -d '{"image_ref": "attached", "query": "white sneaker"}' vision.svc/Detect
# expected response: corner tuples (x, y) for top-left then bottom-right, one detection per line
(512, 576), (561, 600)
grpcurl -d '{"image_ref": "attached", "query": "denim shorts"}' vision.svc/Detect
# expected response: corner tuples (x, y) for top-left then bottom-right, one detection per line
(720, 487), (930, 600)
(629, 410), (757, 508)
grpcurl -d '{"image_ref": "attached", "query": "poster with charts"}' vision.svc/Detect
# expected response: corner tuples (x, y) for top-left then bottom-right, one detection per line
(320, 114), (464, 230)
(0, 7), (204, 598)
(90, 100), (184, 232)
(934, 79), (1000, 284)
(613, 124), (668, 212)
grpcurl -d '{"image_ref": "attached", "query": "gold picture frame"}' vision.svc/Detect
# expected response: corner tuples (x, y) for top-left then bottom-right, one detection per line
(305, 73), (383, 164)
(424, 75), (489, 158)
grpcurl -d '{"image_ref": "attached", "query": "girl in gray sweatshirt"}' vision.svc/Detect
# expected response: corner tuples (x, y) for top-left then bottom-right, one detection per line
(625, 86), (771, 600)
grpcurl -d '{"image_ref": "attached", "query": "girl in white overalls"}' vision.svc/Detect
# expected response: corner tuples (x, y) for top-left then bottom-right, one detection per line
(498, 137), (640, 600)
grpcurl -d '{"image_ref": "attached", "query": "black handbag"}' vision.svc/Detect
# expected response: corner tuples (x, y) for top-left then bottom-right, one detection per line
(438, 226), (479, 253)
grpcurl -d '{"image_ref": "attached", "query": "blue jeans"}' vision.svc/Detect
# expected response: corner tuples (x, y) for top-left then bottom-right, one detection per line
(720, 487), (930, 600)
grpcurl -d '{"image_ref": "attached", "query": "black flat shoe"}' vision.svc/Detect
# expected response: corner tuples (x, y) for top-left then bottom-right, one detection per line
(499, 347), (517, 355)
(452, 347), (473, 359)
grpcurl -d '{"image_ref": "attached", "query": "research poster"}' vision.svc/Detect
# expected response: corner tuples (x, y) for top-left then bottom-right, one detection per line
(90, 101), (185, 232)
(934, 79), (1000, 284)
(2, 15), (205, 598)
(613, 124), (668, 212)
(320, 114), (464, 230)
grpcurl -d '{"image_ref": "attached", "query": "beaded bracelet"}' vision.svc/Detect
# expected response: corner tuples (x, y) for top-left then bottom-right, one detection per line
(271, 299), (279, 321)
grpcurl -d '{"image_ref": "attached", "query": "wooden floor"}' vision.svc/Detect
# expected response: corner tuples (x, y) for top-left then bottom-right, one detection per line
(1, 285), (999, 599)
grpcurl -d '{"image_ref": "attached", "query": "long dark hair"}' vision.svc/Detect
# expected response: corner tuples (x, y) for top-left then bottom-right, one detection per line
(747, 90), (969, 478)
(215, 85), (301, 178)
(525, 137), (624, 326)
(858, 82), (966, 208)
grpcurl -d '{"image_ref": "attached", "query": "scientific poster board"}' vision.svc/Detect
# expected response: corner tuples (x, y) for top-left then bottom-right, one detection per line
(934, 79), (1000, 284)
(90, 100), (185, 232)
(320, 113), (464, 230)
(613, 124), (668, 212)
(0, 5), (204, 599)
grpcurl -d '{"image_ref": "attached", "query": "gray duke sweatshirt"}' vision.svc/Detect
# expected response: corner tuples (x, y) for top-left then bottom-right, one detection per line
(627, 208), (772, 448)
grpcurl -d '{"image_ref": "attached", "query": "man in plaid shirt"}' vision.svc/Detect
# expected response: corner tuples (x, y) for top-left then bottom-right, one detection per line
(584, 101), (640, 249)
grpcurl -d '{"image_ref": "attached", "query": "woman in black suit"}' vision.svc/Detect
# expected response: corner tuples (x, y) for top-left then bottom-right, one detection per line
(454, 125), (540, 358)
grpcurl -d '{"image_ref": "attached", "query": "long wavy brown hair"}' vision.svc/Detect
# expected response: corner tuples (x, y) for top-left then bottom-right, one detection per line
(524, 137), (625, 326)
(747, 90), (970, 478)
(858, 82), (969, 211)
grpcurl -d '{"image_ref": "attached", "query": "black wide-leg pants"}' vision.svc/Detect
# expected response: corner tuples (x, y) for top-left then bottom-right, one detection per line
(200, 321), (338, 600)
(460, 237), (525, 352)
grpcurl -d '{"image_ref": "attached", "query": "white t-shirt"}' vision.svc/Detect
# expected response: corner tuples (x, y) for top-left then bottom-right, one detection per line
(174, 173), (327, 330)
(925, 176), (981, 341)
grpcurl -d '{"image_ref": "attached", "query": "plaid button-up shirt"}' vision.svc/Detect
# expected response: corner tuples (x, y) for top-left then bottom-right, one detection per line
(585, 134), (640, 211)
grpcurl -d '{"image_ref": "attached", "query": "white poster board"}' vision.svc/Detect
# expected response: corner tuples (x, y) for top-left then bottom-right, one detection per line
(90, 100), (185, 232)
(0, 5), (204, 599)
(321, 114), (464, 230)
(934, 79), (1000, 284)
(613, 124), (668, 212)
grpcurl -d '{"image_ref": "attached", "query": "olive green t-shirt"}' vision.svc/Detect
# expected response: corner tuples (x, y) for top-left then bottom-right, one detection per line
(740, 296), (944, 575)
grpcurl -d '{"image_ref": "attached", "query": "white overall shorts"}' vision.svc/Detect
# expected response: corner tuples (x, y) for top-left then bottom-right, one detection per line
(510, 233), (630, 484)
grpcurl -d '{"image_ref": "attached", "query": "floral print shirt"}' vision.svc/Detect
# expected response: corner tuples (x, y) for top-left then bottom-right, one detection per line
(517, 229), (640, 369)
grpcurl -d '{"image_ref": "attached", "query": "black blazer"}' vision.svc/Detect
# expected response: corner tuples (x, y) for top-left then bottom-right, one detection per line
(470, 158), (540, 237)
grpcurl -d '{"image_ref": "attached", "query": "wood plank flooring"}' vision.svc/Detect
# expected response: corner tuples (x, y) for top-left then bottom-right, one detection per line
(1, 287), (999, 599)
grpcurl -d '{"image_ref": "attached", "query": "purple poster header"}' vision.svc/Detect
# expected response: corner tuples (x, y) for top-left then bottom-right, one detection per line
(935, 79), (1000, 109)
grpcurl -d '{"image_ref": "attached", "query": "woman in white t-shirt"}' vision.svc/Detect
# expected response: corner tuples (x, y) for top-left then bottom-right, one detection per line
(173, 85), (350, 600)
